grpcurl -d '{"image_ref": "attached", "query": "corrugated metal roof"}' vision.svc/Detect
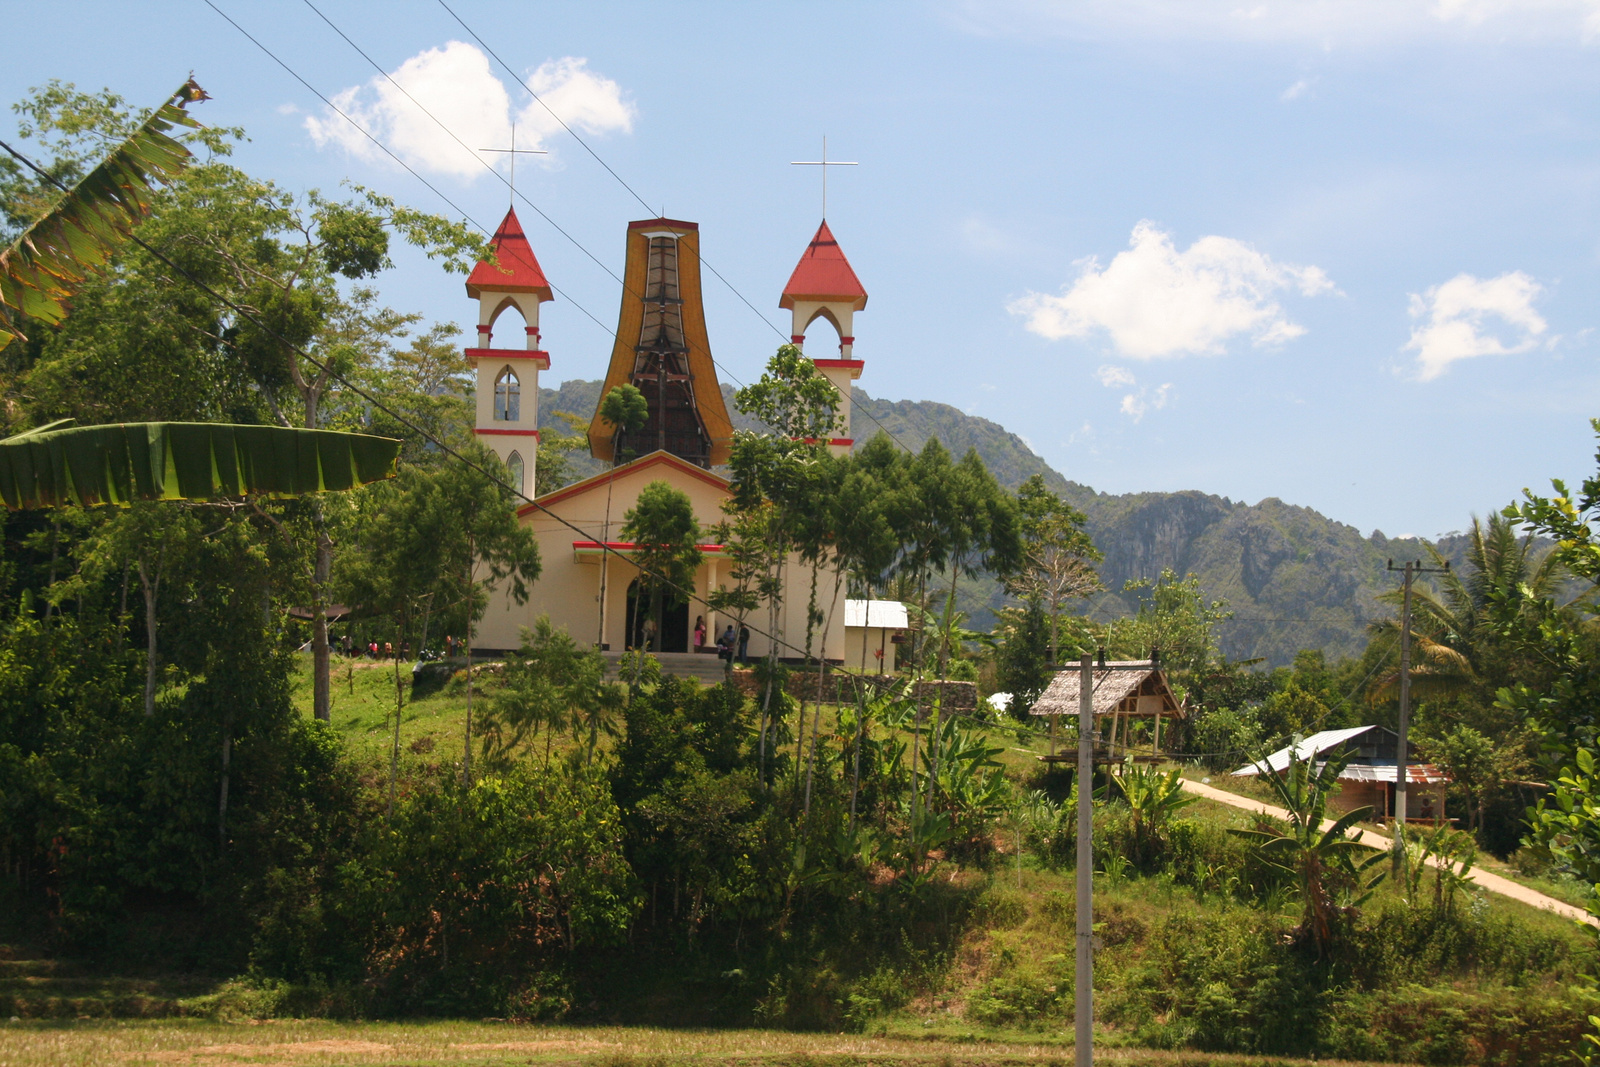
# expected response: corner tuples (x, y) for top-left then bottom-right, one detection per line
(1336, 762), (1450, 785)
(1232, 726), (1374, 776)
(844, 599), (908, 629)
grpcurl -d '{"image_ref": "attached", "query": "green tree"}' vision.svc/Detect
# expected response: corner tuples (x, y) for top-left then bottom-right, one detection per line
(479, 616), (623, 769)
(594, 384), (650, 649)
(995, 597), (1052, 716)
(1119, 568), (1232, 676)
(619, 480), (700, 655)
(442, 448), (542, 782)
(3, 82), (487, 726)
(357, 763), (635, 1013)
(1005, 473), (1102, 667)
(730, 346), (846, 779)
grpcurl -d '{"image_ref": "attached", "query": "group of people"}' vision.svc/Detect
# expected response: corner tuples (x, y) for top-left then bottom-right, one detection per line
(694, 616), (751, 663)
(338, 635), (408, 661)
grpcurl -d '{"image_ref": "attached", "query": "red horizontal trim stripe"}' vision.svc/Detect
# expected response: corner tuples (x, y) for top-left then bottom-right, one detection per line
(811, 359), (863, 370)
(465, 347), (550, 362)
(572, 541), (724, 553)
(475, 428), (541, 437)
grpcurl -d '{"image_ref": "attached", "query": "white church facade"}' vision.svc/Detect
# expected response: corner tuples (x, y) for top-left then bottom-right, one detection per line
(466, 210), (887, 664)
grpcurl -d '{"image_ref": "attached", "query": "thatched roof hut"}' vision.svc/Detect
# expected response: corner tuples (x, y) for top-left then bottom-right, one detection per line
(1028, 661), (1184, 720)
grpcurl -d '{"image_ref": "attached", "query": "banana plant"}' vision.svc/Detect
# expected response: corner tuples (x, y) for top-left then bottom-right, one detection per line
(1230, 748), (1386, 954)
(0, 419), (399, 509)
(1110, 760), (1198, 870)
(1, 79), (207, 351)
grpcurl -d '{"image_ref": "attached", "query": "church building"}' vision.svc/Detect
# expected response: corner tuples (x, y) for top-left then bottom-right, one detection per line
(468, 210), (872, 663)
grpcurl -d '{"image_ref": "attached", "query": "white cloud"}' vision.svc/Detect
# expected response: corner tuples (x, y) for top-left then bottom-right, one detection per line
(1009, 221), (1334, 358)
(1096, 364), (1137, 387)
(1120, 383), (1172, 421)
(1280, 78), (1311, 101)
(1404, 271), (1547, 380)
(305, 42), (633, 179)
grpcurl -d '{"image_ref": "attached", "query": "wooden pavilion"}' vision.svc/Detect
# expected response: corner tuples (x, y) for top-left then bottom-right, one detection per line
(1029, 661), (1186, 763)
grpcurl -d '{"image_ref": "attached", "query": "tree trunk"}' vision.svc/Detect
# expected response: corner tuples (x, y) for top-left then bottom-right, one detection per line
(463, 546), (475, 786)
(217, 713), (233, 849)
(795, 562), (820, 783)
(311, 516), (333, 722)
(931, 565), (961, 793)
(137, 557), (160, 718)
(1048, 595), (1060, 668)
(390, 613), (404, 817)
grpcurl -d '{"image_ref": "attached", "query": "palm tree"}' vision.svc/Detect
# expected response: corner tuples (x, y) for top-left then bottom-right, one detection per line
(1367, 513), (1568, 707)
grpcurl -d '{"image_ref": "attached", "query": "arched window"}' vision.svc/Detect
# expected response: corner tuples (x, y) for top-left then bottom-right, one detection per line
(505, 450), (525, 493)
(494, 366), (520, 421)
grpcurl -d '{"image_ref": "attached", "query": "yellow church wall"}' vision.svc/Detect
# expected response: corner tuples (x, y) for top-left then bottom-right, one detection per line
(472, 452), (846, 663)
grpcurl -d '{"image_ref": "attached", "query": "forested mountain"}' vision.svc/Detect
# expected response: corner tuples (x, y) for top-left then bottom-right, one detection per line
(541, 379), (1444, 664)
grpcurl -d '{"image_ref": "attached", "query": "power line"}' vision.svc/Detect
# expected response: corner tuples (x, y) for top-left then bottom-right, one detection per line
(202, 0), (622, 341)
(428, 0), (919, 456)
(0, 132), (913, 705)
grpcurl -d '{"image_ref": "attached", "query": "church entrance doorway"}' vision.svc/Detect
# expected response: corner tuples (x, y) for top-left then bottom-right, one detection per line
(624, 578), (689, 653)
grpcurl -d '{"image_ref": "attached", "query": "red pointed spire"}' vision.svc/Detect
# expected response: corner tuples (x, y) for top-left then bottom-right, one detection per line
(780, 220), (867, 310)
(466, 208), (553, 301)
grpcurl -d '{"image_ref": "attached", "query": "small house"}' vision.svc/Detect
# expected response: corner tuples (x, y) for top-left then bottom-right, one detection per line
(1231, 725), (1449, 822)
(843, 599), (908, 673)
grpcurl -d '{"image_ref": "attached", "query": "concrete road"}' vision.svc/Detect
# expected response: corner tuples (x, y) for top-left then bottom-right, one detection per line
(1178, 776), (1597, 927)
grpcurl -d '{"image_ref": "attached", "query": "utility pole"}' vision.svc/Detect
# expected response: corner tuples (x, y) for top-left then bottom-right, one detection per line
(1386, 558), (1450, 858)
(1076, 652), (1093, 1067)
(1067, 649), (1157, 1067)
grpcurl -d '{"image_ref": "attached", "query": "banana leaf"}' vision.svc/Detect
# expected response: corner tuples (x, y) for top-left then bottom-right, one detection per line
(0, 421), (400, 509)
(0, 79), (208, 351)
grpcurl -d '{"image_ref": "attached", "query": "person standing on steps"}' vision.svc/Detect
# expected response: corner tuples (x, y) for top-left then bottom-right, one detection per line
(694, 615), (706, 651)
(738, 624), (750, 665)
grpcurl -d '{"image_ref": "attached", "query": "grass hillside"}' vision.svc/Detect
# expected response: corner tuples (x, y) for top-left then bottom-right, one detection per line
(7, 657), (1595, 1067)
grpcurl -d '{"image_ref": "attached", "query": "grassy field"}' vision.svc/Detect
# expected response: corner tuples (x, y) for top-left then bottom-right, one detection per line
(0, 1018), (1415, 1067)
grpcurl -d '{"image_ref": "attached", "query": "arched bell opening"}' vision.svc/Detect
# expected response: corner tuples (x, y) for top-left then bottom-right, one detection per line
(494, 366), (521, 421)
(803, 305), (843, 341)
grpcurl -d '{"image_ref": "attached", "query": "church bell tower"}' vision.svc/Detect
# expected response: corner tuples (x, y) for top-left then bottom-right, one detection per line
(464, 208), (551, 497)
(781, 220), (868, 456)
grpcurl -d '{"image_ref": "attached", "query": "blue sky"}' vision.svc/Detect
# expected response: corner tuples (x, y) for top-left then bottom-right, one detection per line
(4, 1), (1598, 539)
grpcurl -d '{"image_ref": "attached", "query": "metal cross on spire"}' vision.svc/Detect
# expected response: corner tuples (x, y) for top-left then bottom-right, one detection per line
(479, 125), (547, 206)
(790, 135), (857, 219)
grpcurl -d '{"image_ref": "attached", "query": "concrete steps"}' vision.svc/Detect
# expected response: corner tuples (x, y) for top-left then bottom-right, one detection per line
(602, 650), (732, 685)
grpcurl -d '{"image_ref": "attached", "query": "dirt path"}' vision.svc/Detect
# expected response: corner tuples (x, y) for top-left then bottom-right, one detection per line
(1178, 776), (1598, 926)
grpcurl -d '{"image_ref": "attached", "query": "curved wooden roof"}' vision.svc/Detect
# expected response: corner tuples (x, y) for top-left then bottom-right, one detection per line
(587, 219), (733, 466)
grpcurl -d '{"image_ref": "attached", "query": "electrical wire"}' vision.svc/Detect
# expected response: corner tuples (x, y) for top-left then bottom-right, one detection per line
(0, 131), (919, 706)
(428, 0), (921, 456)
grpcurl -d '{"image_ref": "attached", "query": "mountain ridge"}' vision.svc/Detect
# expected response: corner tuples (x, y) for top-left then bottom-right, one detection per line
(540, 379), (1433, 664)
